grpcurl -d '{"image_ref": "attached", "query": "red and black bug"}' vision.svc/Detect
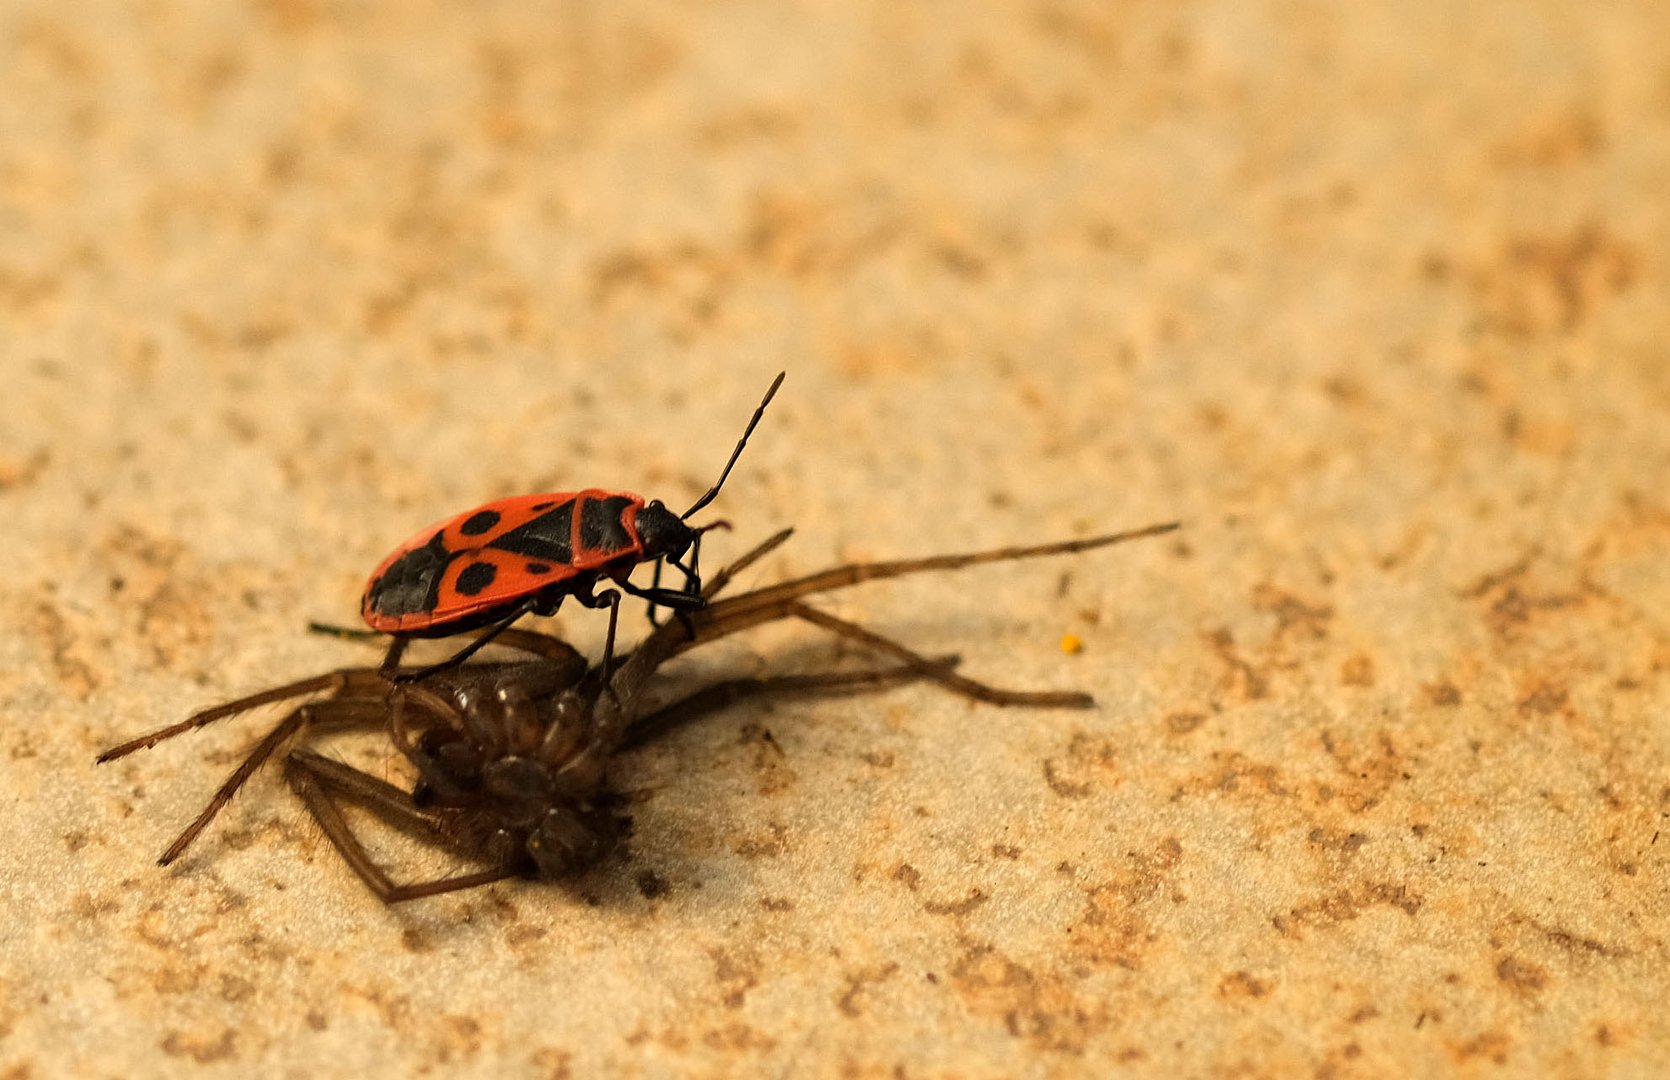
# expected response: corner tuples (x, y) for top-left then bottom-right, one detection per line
(361, 373), (785, 680)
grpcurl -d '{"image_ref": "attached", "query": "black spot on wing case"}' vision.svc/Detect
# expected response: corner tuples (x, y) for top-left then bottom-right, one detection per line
(458, 509), (501, 535)
(454, 561), (499, 596)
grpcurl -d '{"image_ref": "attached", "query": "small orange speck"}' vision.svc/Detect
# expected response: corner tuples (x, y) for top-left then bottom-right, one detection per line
(1060, 633), (1083, 655)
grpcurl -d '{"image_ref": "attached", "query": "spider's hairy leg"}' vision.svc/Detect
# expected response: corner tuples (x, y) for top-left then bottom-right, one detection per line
(146, 691), (417, 866)
(620, 655), (962, 751)
(700, 527), (795, 600)
(285, 749), (517, 904)
(96, 668), (388, 763)
(705, 521), (1180, 624)
(787, 602), (1093, 707)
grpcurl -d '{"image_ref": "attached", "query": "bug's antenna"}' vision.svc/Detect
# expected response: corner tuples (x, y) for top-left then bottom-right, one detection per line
(681, 372), (786, 520)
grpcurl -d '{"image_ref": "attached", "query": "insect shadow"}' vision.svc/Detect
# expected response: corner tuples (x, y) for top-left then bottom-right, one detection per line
(98, 520), (1179, 903)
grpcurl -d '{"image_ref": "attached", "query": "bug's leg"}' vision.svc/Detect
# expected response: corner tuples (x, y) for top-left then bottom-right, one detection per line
(637, 543), (705, 629)
(669, 545), (706, 636)
(675, 534), (703, 599)
(307, 621), (382, 641)
(619, 580), (706, 610)
(620, 578), (704, 643)
(573, 582), (624, 685)
(309, 618), (585, 671)
(705, 521), (1182, 624)
(602, 591), (620, 682)
(583, 528), (799, 752)
(391, 598), (540, 684)
(787, 602), (1094, 708)
(379, 636), (409, 676)
(284, 750), (517, 904)
(620, 655), (962, 751)
(156, 705), (315, 865)
(95, 669), (388, 763)
(646, 558), (666, 628)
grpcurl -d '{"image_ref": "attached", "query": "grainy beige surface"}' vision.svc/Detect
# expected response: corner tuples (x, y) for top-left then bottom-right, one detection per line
(2, 2), (1668, 1076)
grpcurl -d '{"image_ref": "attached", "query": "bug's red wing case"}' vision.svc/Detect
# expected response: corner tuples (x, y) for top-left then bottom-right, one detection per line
(360, 489), (647, 634)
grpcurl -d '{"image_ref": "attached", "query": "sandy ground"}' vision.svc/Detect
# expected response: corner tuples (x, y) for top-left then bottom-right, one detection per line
(2, 1), (1667, 1076)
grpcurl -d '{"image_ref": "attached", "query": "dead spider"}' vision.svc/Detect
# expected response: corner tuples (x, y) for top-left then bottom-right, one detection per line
(97, 521), (1178, 902)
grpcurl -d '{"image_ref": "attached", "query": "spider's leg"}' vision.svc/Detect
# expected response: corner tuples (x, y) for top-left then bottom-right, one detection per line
(157, 705), (310, 865)
(387, 680), (466, 758)
(680, 596), (1092, 707)
(620, 655), (962, 751)
(569, 528), (801, 749)
(787, 602), (1094, 708)
(597, 525), (1156, 754)
(152, 690), (422, 866)
(619, 582), (706, 609)
(96, 669), (382, 763)
(706, 521), (1180, 622)
(284, 749), (516, 904)
(700, 527), (795, 600)
(481, 629), (587, 670)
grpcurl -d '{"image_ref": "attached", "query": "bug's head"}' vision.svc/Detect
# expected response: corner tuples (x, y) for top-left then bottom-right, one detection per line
(635, 499), (701, 560)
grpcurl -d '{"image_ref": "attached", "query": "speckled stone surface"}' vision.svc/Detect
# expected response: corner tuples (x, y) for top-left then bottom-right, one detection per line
(2, 2), (1667, 1076)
